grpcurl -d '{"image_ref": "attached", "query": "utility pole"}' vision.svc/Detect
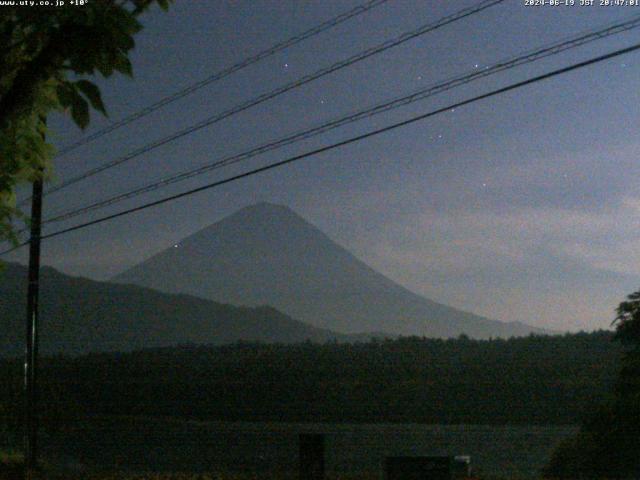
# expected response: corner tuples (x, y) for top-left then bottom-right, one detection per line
(24, 175), (43, 473)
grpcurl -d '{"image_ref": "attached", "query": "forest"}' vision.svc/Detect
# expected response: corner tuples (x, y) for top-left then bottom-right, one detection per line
(0, 331), (621, 432)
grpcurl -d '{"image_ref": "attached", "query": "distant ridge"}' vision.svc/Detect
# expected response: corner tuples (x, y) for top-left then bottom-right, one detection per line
(0, 262), (370, 357)
(115, 202), (548, 339)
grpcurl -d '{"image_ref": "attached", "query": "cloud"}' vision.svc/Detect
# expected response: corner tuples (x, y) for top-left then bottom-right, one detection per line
(368, 195), (640, 277)
(330, 195), (640, 330)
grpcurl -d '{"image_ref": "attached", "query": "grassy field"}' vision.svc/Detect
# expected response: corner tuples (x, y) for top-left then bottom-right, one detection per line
(0, 416), (576, 479)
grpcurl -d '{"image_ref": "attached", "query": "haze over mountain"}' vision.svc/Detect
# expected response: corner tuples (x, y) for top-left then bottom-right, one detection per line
(115, 203), (547, 338)
(0, 262), (360, 357)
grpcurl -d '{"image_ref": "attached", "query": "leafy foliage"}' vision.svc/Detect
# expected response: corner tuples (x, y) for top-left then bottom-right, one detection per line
(613, 290), (640, 346)
(0, 0), (172, 245)
(544, 289), (640, 478)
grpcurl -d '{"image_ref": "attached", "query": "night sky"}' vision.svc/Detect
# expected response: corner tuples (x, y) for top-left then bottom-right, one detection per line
(6, 0), (640, 332)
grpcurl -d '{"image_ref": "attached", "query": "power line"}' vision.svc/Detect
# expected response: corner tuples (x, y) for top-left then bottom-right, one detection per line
(3, 41), (639, 257)
(40, 14), (640, 226)
(53, 0), (391, 158)
(28, 0), (504, 204)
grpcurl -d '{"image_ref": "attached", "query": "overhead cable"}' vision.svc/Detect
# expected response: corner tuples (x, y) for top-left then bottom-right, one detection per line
(3, 40), (639, 256)
(29, 0), (504, 203)
(41, 15), (640, 225)
(54, 0), (391, 158)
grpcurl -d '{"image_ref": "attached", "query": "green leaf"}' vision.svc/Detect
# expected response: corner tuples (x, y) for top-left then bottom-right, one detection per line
(157, 0), (172, 11)
(55, 83), (74, 109)
(70, 95), (89, 130)
(75, 80), (106, 116)
(113, 55), (133, 77)
(93, 52), (114, 77)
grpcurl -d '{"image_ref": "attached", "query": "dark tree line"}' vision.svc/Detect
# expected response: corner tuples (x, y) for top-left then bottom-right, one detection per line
(0, 331), (620, 448)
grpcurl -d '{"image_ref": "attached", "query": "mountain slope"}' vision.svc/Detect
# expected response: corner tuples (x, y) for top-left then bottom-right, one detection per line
(114, 202), (546, 338)
(0, 262), (359, 357)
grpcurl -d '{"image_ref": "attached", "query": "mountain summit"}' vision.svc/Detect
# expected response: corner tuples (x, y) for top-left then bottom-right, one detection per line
(115, 203), (546, 338)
